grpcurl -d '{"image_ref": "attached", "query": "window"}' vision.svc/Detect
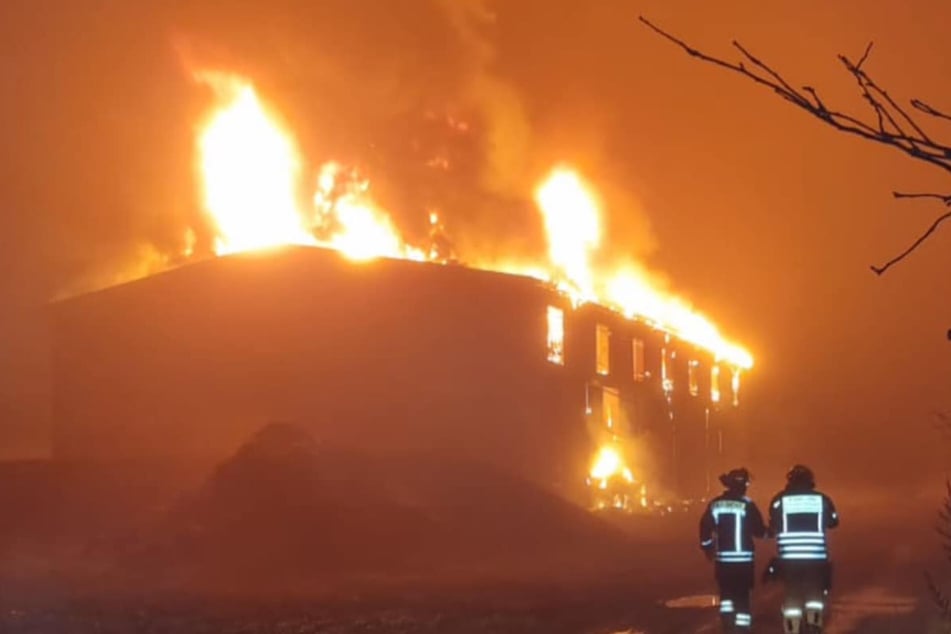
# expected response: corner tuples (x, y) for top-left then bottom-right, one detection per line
(732, 368), (742, 407)
(661, 347), (673, 393)
(711, 365), (722, 403)
(595, 324), (611, 376)
(632, 338), (645, 382)
(586, 383), (604, 420)
(602, 387), (620, 430)
(546, 306), (565, 365)
(688, 360), (700, 396)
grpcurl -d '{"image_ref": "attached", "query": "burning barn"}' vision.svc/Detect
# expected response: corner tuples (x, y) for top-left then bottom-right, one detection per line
(49, 70), (753, 510)
(50, 246), (749, 507)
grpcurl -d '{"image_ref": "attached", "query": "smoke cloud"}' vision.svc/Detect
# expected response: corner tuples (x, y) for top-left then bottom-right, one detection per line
(20, 0), (661, 294)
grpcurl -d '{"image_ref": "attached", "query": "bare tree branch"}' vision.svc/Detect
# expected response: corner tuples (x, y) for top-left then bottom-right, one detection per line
(637, 18), (797, 100)
(927, 479), (951, 623)
(638, 17), (951, 170)
(868, 193), (951, 275)
(840, 51), (934, 144)
(732, 40), (811, 107)
(926, 571), (951, 623)
(639, 16), (951, 275)
(840, 48), (907, 138)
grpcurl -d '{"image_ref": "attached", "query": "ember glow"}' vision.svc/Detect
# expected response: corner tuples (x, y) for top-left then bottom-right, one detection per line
(590, 446), (634, 484)
(192, 71), (752, 369)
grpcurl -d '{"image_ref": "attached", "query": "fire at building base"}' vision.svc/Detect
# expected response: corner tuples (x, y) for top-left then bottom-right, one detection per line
(50, 246), (750, 512)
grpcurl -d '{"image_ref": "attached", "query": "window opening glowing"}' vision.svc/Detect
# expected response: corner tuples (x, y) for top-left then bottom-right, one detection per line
(602, 387), (620, 430)
(711, 365), (721, 403)
(596, 324), (610, 376)
(732, 368), (741, 407)
(546, 306), (565, 365)
(632, 338), (645, 382)
(688, 360), (700, 396)
(661, 347), (673, 393)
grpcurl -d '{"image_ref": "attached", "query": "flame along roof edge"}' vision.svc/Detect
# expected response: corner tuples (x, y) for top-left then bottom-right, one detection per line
(49, 245), (751, 369)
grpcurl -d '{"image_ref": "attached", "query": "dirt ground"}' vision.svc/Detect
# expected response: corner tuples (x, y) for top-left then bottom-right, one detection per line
(0, 435), (945, 632)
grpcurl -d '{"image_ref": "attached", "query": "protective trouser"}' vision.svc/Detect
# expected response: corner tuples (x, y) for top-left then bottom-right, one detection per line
(715, 561), (754, 631)
(781, 560), (830, 633)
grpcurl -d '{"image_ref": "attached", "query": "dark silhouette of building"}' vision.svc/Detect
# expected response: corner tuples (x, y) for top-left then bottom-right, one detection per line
(50, 247), (748, 504)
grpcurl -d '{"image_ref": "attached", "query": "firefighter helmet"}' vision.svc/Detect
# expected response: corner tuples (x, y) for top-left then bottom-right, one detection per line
(719, 467), (751, 491)
(786, 464), (815, 489)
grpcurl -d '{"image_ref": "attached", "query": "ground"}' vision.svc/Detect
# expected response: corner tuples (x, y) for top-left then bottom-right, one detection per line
(0, 493), (942, 632)
(0, 453), (943, 633)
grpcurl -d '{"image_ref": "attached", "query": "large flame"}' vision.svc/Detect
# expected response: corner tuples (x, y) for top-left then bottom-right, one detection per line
(196, 73), (314, 255)
(590, 446), (634, 483)
(607, 271), (753, 368)
(588, 445), (649, 511)
(312, 162), (426, 262)
(533, 169), (752, 369)
(535, 167), (600, 300)
(196, 73), (420, 262)
(191, 72), (752, 369)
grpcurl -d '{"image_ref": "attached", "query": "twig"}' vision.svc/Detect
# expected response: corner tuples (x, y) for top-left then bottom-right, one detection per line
(637, 17), (787, 96)
(928, 479), (951, 624)
(639, 16), (951, 275)
(913, 99), (951, 124)
(926, 571), (951, 622)
(733, 40), (809, 106)
(855, 42), (874, 70)
(871, 209), (951, 275)
(893, 191), (951, 205)
(802, 87), (826, 115)
(841, 52), (904, 137)
(841, 52), (933, 143)
(638, 17), (951, 174)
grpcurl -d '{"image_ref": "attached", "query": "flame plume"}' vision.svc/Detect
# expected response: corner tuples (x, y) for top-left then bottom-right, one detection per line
(534, 168), (753, 369)
(190, 71), (752, 369)
(535, 167), (600, 300)
(196, 73), (314, 255)
(196, 72), (421, 262)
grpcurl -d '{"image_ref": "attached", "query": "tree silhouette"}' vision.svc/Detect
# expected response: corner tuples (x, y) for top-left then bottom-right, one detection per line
(641, 17), (951, 617)
(639, 17), (951, 276)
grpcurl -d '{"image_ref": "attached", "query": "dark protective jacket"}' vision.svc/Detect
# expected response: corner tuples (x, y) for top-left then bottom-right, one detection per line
(768, 486), (838, 561)
(699, 492), (767, 564)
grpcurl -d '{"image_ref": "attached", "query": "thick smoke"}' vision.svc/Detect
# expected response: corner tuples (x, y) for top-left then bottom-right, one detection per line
(36, 0), (662, 293)
(0, 0), (678, 303)
(168, 0), (551, 267)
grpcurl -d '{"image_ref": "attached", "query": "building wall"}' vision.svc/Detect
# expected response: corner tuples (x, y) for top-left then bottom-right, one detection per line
(52, 250), (580, 482)
(51, 247), (744, 502)
(559, 304), (744, 501)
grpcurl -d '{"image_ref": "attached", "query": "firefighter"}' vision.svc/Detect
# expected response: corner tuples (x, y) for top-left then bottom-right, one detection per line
(699, 467), (767, 631)
(768, 464), (839, 634)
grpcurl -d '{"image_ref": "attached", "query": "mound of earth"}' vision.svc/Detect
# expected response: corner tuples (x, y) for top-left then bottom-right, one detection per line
(126, 423), (640, 592)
